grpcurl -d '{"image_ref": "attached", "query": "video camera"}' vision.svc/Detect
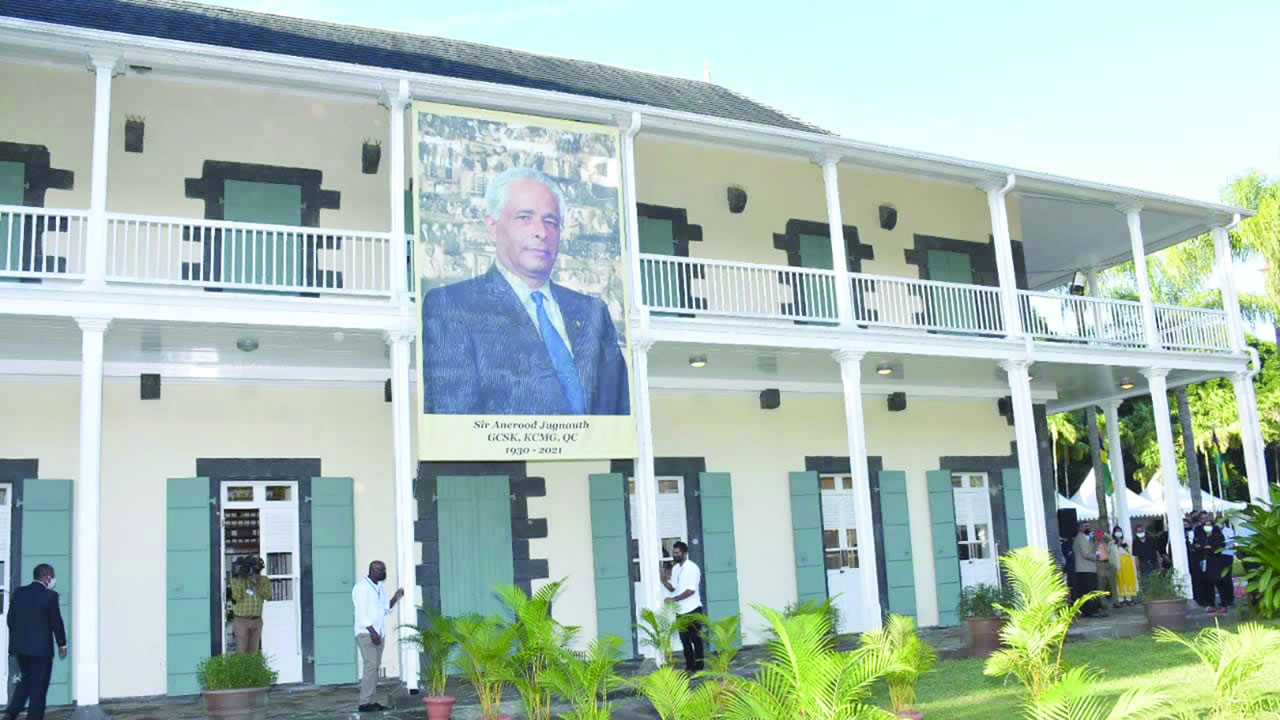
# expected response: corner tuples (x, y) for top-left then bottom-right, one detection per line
(231, 555), (265, 578)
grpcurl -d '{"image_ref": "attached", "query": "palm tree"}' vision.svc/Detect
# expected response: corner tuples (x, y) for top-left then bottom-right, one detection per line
(1047, 411), (1087, 497)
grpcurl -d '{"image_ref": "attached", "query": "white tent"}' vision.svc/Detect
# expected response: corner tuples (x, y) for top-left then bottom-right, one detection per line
(1056, 493), (1097, 521)
(1141, 475), (1246, 515)
(1069, 470), (1163, 520)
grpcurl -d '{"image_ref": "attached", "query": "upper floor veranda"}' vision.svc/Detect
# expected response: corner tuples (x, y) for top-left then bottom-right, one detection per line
(0, 7), (1254, 371)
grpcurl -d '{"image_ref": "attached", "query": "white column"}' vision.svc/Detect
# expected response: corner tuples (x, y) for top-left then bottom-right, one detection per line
(631, 340), (664, 659)
(385, 330), (418, 689)
(86, 56), (116, 289)
(1122, 205), (1161, 349)
(833, 350), (882, 630)
(984, 175), (1022, 337)
(1102, 400), (1130, 533)
(1143, 368), (1190, 594)
(1212, 226), (1245, 353)
(1086, 268), (1105, 342)
(75, 316), (110, 706)
(820, 157), (856, 326)
(387, 79), (410, 303)
(1000, 359), (1049, 550)
(1232, 371), (1270, 504)
(620, 113), (644, 316)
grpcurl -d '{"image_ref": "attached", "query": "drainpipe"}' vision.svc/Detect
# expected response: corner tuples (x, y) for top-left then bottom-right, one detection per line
(985, 173), (1021, 337)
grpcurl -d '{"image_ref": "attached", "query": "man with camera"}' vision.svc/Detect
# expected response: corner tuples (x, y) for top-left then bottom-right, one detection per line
(230, 556), (270, 654)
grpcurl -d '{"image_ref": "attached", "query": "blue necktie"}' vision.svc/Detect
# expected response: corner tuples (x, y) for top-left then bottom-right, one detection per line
(531, 291), (586, 414)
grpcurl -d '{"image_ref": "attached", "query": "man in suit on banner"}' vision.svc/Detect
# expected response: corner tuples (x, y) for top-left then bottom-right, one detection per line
(422, 167), (630, 416)
(5, 564), (67, 720)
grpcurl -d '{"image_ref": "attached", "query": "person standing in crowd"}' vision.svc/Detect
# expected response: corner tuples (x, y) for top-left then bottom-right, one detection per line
(1192, 512), (1229, 614)
(1093, 529), (1118, 608)
(1111, 525), (1138, 607)
(5, 564), (67, 720)
(1061, 531), (1076, 598)
(229, 556), (271, 654)
(1184, 514), (1209, 607)
(662, 541), (705, 672)
(351, 561), (405, 713)
(1131, 523), (1162, 577)
(1072, 523), (1107, 618)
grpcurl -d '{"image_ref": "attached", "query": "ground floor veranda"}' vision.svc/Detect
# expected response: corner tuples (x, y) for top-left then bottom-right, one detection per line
(0, 340), (1270, 712)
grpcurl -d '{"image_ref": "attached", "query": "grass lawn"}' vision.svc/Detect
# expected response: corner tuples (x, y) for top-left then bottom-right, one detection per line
(869, 621), (1280, 719)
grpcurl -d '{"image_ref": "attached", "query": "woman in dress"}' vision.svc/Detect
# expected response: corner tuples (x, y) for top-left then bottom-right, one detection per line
(1112, 525), (1139, 607)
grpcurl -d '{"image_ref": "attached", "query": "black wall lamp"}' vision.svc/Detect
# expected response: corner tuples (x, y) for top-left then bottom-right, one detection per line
(362, 139), (382, 174)
(878, 204), (897, 230)
(727, 186), (747, 214)
(125, 115), (145, 153)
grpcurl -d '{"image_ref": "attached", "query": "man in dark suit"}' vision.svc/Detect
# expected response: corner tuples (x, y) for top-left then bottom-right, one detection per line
(6, 564), (67, 720)
(422, 167), (630, 416)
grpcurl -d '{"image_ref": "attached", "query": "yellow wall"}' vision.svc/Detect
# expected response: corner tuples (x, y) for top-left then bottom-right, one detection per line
(634, 137), (1024, 278)
(0, 381), (400, 699)
(0, 63), (94, 209)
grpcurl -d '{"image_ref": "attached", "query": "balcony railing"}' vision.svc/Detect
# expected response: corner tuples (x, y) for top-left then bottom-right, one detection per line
(0, 204), (89, 280)
(105, 213), (394, 296)
(851, 272), (1005, 334)
(1155, 304), (1232, 352)
(640, 254), (839, 322)
(1018, 290), (1148, 347)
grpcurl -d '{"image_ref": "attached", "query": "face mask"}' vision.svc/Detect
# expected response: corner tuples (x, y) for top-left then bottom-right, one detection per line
(1137, 532), (1146, 538)
(45, 577), (56, 590)
(1113, 533), (1123, 539)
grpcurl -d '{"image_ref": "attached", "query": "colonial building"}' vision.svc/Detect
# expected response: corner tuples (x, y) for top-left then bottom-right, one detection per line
(0, 0), (1268, 714)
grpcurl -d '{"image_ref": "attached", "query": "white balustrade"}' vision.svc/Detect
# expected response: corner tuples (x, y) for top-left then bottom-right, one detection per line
(0, 204), (89, 279)
(1018, 290), (1147, 347)
(638, 254), (839, 322)
(105, 213), (393, 296)
(850, 272), (1005, 334)
(1155, 304), (1231, 352)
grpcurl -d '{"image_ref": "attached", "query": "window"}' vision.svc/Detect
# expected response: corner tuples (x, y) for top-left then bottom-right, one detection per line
(658, 479), (680, 494)
(226, 486), (254, 502)
(266, 486), (292, 501)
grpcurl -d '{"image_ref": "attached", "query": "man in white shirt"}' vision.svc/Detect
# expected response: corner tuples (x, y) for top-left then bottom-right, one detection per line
(351, 560), (405, 713)
(661, 541), (704, 672)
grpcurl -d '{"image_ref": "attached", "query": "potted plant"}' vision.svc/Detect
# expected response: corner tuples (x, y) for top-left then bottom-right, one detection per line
(496, 581), (578, 720)
(958, 582), (1015, 658)
(537, 635), (625, 720)
(1142, 568), (1188, 632)
(452, 613), (515, 720)
(196, 652), (278, 720)
(859, 614), (937, 719)
(402, 609), (459, 720)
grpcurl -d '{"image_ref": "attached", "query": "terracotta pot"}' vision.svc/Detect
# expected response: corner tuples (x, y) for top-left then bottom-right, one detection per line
(1145, 599), (1187, 632)
(202, 687), (270, 720)
(966, 616), (1006, 658)
(424, 695), (456, 720)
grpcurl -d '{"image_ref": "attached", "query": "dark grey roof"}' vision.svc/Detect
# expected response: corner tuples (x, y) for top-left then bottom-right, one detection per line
(0, 0), (826, 133)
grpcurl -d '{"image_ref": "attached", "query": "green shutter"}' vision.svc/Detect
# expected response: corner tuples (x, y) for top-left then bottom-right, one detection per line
(1002, 469), (1028, 551)
(877, 471), (916, 619)
(311, 477), (357, 685)
(927, 470), (961, 626)
(588, 473), (633, 654)
(797, 233), (834, 270)
(699, 473), (740, 643)
(789, 471), (826, 604)
(638, 216), (679, 310)
(0, 161), (25, 274)
(438, 476), (514, 619)
(21, 480), (73, 706)
(223, 180), (303, 287)
(927, 250), (975, 329)
(166, 478), (211, 696)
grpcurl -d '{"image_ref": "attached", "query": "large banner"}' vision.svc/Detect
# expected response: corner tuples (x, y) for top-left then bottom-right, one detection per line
(412, 102), (636, 461)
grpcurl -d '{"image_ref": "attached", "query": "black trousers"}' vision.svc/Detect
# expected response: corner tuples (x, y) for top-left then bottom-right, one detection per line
(1189, 554), (1211, 606)
(677, 607), (705, 673)
(7, 654), (53, 720)
(1209, 557), (1235, 607)
(1076, 571), (1103, 616)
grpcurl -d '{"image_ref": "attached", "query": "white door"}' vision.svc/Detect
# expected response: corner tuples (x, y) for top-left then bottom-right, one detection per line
(220, 482), (303, 684)
(0, 484), (11, 704)
(952, 472), (999, 589)
(628, 476), (688, 625)
(820, 474), (863, 634)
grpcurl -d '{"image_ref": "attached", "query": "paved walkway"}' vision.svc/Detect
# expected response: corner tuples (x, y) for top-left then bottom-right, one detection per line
(38, 603), (1236, 719)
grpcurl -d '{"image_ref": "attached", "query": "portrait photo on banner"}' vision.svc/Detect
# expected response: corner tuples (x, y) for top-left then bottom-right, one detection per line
(411, 102), (636, 462)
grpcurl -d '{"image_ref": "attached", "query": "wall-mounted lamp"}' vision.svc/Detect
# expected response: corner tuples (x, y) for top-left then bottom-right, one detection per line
(362, 139), (382, 174)
(1069, 271), (1087, 296)
(236, 337), (259, 352)
(124, 115), (145, 153)
(727, 186), (747, 214)
(878, 205), (897, 231)
(876, 362), (893, 375)
(689, 355), (708, 368)
(1119, 376), (1135, 390)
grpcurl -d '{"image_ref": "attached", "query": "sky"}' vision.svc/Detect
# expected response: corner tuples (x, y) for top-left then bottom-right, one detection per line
(201, 0), (1279, 332)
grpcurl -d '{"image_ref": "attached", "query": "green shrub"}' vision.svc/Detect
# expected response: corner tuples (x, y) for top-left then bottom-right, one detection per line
(196, 652), (278, 691)
(400, 609), (457, 697)
(958, 582), (1015, 619)
(1234, 488), (1280, 619)
(781, 596), (842, 637)
(1142, 569), (1186, 602)
(859, 613), (936, 714)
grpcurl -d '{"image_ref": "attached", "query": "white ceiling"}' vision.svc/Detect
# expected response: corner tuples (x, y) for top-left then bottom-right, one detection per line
(1020, 196), (1212, 290)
